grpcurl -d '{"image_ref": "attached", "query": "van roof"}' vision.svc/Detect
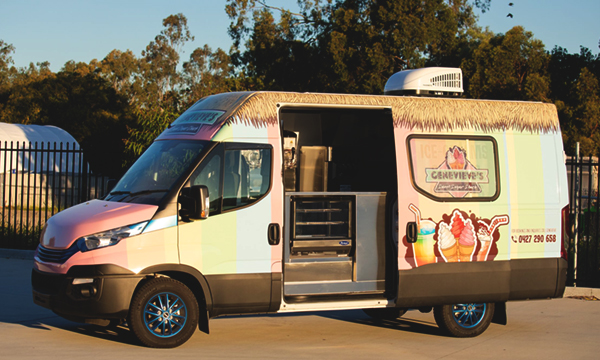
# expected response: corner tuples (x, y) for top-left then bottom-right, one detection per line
(160, 91), (560, 142)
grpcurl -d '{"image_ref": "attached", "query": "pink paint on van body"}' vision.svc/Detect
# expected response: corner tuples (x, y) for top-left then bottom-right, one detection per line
(39, 200), (158, 250)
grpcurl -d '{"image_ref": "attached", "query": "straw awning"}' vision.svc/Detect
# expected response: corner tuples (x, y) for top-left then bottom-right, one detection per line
(228, 92), (559, 133)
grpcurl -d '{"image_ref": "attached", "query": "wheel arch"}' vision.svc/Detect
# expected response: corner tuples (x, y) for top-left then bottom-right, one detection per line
(137, 264), (213, 333)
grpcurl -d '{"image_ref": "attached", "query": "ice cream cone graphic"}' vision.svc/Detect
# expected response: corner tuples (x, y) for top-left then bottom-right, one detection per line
(446, 146), (466, 170)
(450, 210), (464, 241)
(442, 246), (458, 262)
(458, 219), (476, 262)
(438, 222), (458, 262)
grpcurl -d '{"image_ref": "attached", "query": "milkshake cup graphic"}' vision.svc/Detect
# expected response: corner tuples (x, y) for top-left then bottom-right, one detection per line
(476, 216), (510, 261)
(476, 227), (492, 261)
(415, 220), (437, 266)
(409, 204), (437, 266)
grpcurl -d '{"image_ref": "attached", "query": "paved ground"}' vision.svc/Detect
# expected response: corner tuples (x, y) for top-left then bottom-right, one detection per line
(1, 256), (599, 359)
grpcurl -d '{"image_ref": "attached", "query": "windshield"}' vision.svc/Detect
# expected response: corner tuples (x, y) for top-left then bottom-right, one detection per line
(105, 140), (208, 205)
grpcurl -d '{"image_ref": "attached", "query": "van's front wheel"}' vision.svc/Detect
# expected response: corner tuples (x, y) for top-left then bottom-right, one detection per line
(129, 278), (199, 348)
(433, 303), (494, 337)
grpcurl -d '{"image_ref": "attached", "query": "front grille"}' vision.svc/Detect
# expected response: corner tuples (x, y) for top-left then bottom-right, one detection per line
(37, 243), (79, 264)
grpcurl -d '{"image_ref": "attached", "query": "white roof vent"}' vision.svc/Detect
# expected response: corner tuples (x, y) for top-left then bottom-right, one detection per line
(384, 67), (463, 97)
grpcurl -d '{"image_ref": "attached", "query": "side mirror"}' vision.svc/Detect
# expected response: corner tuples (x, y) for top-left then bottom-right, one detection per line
(194, 185), (210, 219)
(180, 185), (210, 220)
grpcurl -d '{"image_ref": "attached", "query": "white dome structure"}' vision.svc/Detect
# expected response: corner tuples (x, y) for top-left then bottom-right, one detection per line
(0, 123), (83, 174)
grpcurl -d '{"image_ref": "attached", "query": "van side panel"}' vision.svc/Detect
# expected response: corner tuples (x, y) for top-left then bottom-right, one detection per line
(395, 125), (567, 306)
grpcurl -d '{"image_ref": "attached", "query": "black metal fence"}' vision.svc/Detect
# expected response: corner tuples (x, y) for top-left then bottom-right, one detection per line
(566, 156), (600, 288)
(0, 141), (111, 249)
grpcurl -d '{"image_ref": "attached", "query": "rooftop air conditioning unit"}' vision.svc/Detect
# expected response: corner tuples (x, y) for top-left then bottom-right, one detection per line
(384, 67), (463, 97)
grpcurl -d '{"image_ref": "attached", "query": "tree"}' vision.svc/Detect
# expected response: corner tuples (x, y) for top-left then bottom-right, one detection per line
(461, 26), (550, 101)
(226, 0), (479, 94)
(0, 40), (15, 91)
(97, 49), (142, 103)
(0, 67), (133, 176)
(549, 46), (600, 107)
(547, 47), (600, 155)
(181, 45), (232, 107)
(123, 107), (178, 166)
(141, 13), (194, 107)
(559, 68), (600, 156)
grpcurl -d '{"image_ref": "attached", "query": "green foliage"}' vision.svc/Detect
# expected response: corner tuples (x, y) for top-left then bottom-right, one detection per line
(461, 26), (550, 101)
(0, 40), (15, 92)
(548, 47), (600, 156)
(141, 13), (194, 107)
(561, 68), (600, 156)
(97, 49), (142, 100)
(0, 66), (133, 176)
(0, 14), (230, 176)
(227, 0), (479, 94)
(181, 45), (232, 108)
(124, 108), (179, 166)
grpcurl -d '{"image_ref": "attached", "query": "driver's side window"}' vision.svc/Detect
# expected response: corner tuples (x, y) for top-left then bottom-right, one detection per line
(185, 144), (272, 216)
(188, 152), (222, 213)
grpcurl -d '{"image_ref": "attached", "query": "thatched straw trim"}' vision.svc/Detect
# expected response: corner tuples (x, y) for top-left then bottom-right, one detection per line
(227, 92), (559, 133)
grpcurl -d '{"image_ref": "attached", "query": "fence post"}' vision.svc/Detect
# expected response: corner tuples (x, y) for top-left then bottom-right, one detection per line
(574, 142), (580, 286)
(1, 141), (6, 246)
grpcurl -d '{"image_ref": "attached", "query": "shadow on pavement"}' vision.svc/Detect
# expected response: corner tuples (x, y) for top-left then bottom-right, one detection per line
(217, 309), (443, 337)
(67, 323), (138, 346)
(14, 317), (140, 346)
(316, 309), (444, 337)
(5, 309), (442, 347)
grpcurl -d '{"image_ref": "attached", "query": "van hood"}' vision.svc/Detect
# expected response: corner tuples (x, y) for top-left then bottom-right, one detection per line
(40, 200), (159, 249)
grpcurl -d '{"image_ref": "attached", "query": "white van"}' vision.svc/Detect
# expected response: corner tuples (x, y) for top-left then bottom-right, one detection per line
(32, 68), (569, 348)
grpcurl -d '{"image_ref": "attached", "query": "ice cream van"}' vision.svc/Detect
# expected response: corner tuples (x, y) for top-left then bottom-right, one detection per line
(32, 67), (569, 348)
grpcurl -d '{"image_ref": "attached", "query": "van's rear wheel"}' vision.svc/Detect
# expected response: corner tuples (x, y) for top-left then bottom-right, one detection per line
(433, 303), (494, 337)
(363, 308), (407, 320)
(129, 278), (199, 348)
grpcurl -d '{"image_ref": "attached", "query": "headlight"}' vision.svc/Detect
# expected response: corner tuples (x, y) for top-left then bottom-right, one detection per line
(76, 221), (148, 252)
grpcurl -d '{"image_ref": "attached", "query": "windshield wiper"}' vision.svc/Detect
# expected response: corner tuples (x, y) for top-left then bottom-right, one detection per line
(129, 189), (170, 197)
(108, 190), (131, 195)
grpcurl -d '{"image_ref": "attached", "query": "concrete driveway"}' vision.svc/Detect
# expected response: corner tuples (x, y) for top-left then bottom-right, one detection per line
(1, 256), (599, 359)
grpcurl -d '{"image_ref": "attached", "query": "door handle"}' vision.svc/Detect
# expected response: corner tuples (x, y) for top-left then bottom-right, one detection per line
(268, 223), (280, 245)
(406, 222), (418, 243)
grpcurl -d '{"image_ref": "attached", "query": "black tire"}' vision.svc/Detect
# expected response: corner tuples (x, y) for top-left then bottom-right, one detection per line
(363, 308), (407, 320)
(434, 303), (494, 337)
(128, 277), (199, 348)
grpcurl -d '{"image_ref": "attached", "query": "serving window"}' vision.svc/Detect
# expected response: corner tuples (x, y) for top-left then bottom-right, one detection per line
(407, 135), (499, 201)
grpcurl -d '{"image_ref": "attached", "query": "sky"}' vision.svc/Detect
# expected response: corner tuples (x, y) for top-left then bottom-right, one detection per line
(1, 0), (599, 73)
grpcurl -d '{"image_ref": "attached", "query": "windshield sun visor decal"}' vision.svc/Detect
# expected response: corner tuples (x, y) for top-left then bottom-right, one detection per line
(165, 110), (227, 135)
(167, 123), (203, 135)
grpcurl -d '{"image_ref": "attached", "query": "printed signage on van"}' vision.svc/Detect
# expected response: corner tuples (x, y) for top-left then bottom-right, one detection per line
(425, 146), (489, 198)
(409, 137), (498, 200)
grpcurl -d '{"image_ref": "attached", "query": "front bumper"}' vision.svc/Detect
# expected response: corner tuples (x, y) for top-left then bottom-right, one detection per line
(32, 264), (144, 321)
